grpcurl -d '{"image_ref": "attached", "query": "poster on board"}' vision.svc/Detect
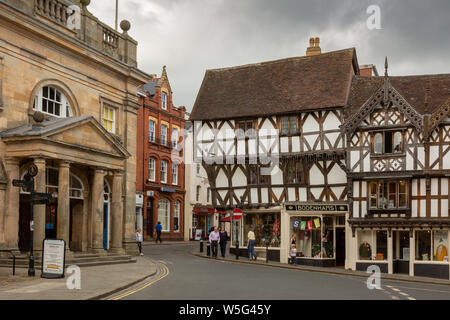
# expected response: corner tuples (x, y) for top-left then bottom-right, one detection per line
(41, 239), (66, 279)
(195, 229), (203, 241)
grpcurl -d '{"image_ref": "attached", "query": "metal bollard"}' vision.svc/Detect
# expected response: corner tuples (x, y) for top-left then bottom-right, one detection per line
(266, 243), (269, 263)
(235, 241), (239, 260)
(206, 242), (211, 256)
(200, 240), (204, 253)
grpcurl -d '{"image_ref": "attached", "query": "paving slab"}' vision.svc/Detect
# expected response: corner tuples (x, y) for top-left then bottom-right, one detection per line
(0, 257), (157, 300)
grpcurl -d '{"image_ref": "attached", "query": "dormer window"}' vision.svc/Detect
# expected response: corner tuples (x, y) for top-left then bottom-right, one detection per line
(280, 116), (297, 135)
(33, 86), (73, 118)
(237, 120), (255, 138)
(372, 131), (404, 155)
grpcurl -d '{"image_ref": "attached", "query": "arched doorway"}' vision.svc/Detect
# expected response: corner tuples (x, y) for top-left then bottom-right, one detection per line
(103, 180), (111, 250)
(18, 167), (85, 252)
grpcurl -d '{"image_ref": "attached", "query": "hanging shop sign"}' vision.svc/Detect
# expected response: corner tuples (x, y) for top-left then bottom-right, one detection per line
(293, 219), (300, 229)
(314, 218), (321, 228)
(286, 204), (348, 212)
(41, 239), (66, 279)
(161, 186), (176, 193)
(307, 221), (313, 231)
(300, 221), (307, 231)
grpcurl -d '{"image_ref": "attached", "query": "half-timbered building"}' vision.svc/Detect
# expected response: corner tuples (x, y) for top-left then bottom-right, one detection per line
(190, 39), (356, 265)
(342, 61), (450, 279)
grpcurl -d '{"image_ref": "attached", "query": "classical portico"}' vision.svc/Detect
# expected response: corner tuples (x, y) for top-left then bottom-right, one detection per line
(0, 116), (130, 255)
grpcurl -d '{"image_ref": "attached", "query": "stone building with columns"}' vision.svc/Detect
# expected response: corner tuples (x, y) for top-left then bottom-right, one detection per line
(0, 0), (150, 256)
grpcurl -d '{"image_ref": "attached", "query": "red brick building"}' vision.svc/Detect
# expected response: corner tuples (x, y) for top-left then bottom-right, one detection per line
(137, 66), (186, 241)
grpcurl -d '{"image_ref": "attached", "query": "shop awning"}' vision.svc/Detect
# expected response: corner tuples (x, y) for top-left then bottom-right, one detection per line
(192, 207), (215, 214)
(219, 216), (231, 222)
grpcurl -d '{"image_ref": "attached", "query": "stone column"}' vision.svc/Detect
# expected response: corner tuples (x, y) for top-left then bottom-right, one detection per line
(409, 230), (415, 277)
(57, 161), (71, 254)
(89, 168), (105, 254)
(109, 170), (124, 254)
(280, 209), (289, 264)
(33, 158), (46, 252)
(4, 158), (20, 251)
(81, 190), (89, 252)
(387, 231), (393, 274)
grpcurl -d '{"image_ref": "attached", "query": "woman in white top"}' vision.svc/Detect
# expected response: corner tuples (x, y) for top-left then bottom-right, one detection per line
(136, 228), (144, 256)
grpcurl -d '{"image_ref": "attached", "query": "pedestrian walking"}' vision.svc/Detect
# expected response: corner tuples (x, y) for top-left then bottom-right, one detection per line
(155, 222), (163, 244)
(136, 228), (143, 256)
(209, 226), (220, 258)
(219, 227), (228, 258)
(289, 244), (297, 265)
(290, 233), (297, 246)
(248, 228), (257, 261)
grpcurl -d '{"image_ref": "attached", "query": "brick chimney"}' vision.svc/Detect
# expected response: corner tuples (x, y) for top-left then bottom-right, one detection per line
(306, 37), (322, 56)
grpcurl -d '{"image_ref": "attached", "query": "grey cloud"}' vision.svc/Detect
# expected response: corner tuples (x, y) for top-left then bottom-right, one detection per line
(88, 0), (450, 111)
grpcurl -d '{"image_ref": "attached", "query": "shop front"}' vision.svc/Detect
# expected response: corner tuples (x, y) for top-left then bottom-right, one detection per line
(281, 203), (349, 267)
(351, 225), (450, 279)
(229, 210), (281, 262)
(192, 207), (216, 240)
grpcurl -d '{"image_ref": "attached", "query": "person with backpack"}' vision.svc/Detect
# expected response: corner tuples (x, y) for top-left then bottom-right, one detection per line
(155, 222), (163, 244)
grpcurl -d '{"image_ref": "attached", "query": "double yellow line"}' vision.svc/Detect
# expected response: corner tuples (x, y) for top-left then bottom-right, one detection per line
(108, 263), (170, 300)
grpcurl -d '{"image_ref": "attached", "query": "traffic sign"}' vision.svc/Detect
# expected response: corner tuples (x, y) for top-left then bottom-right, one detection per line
(233, 208), (243, 220)
(12, 179), (32, 189)
(33, 192), (52, 201)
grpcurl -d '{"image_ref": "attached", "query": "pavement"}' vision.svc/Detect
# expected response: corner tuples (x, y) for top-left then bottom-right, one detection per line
(192, 247), (450, 287)
(0, 256), (157, 300)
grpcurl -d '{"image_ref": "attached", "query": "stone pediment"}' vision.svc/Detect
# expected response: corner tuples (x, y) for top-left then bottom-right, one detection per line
(47, 120), (129, 158)
(0, 116), (130, 159)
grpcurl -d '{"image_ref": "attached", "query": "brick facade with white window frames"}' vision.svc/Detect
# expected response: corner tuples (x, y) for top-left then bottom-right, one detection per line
(137, 66), (186, 241)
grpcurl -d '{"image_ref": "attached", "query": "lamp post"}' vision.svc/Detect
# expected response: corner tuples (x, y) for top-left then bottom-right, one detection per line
(28, 175), (35, 277)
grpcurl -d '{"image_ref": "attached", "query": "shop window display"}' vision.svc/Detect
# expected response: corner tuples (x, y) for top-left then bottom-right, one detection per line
(243, 214), (280, 247)
(376, 230), (388, 261)
(292, 217), (333, 259)
(416, 231), (432, 261)
(358, 230), (373, 260)
(434, 230), (449, 262)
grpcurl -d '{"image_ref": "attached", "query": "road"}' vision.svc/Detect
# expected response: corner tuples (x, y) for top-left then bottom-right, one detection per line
(116, 243), (450, 300)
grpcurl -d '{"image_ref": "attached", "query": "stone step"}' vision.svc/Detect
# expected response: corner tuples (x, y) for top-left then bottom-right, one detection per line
(0, 254), (134, 267)
(0, 257), (136, 269)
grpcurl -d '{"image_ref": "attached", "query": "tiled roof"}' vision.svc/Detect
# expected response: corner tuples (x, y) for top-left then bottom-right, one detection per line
(345, 74), (450, 119)
(190, 48), (358, 121)
(143, 81), (157, 96)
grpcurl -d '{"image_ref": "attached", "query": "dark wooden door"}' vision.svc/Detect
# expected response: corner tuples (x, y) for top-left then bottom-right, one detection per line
(18, 195), (31, 253)
(336, 228), (346, 266)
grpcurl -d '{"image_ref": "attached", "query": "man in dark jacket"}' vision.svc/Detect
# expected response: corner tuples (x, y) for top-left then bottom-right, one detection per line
(219, 227), (228, 258)
(155, 222), (163, 243)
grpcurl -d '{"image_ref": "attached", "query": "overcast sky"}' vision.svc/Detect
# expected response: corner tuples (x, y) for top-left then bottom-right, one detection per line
(88, 0), (450, 112)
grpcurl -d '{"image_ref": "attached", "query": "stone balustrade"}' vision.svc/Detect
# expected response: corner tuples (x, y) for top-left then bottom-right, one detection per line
(34, 0), (69, 27)
(17, 0), (138, 67)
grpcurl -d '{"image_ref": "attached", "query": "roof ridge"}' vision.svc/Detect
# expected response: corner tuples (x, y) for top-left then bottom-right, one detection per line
(207, 48), (356, 73)
(353, 73), (450, 80)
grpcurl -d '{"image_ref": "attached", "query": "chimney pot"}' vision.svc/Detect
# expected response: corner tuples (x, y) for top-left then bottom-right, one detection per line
(306, 37), (322, 56)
